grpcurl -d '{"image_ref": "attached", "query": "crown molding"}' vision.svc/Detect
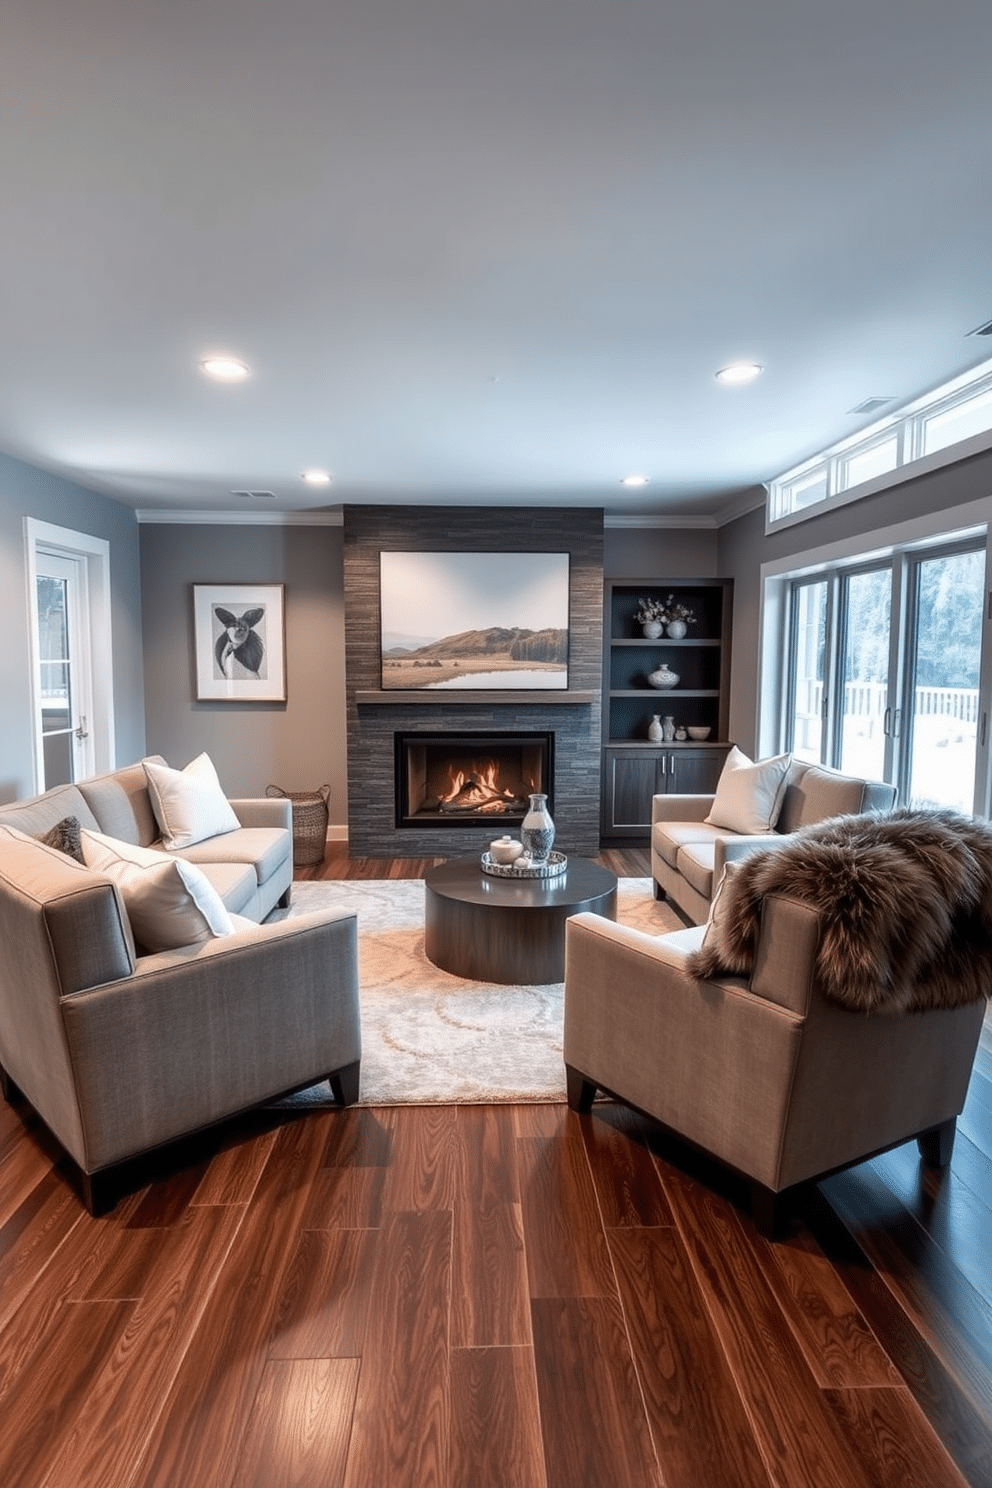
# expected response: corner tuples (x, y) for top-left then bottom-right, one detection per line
(713, 486), (767, 527)
(135, 508), (343, 526)
(604, 512), (717, 530)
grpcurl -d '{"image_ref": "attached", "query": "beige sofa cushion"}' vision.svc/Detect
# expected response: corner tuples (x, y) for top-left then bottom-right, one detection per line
(77, 759), (163, 846)
(652, 820), (726, 870)
(775, 763), (870, 833)
(176, 826), (289, 886)
(677, 841), (717, 899)
(0, 784), (100, 838)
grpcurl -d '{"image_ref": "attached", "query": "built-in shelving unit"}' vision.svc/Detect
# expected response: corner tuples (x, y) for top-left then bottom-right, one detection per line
(601, 578), (734, 840)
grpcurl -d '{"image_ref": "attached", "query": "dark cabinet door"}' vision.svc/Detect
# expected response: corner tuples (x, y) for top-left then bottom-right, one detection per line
(603, 745), (731, 838)
(604, 750), (661, 832)
(665, 748), (726, 795)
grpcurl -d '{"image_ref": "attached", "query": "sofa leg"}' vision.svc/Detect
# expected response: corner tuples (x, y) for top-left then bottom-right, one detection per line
(277, 885), (292, 910)
(752, 1183), (785, 1240)
(0, 1062), (20, 1104)
(652, 880), (666, 901)
(565, 1065), (597, 1113)
(918, 1117), (956, 1169)
(329, 1060), (361, 1107)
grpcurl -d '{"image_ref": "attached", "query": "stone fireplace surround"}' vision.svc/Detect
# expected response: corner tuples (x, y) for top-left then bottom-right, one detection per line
(344, 506), (604, 857)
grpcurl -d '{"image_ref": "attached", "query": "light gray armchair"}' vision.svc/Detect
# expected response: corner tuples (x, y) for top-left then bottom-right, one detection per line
(563, 891), (986, 1236)
(0, 825), (361, 1214)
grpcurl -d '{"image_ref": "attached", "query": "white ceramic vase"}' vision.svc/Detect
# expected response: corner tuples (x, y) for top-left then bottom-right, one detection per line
(666, 618), (688, 639)
(647, 663), (679, 690)
(521, 793), (555, 864)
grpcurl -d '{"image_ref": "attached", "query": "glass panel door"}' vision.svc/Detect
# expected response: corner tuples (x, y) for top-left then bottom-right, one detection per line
(36, 572), (75, 786)
(788, 580), (827, 762)
(905, 547), (984, 811)
(839, 567), (892, 781)
(34, 551), (92, 788)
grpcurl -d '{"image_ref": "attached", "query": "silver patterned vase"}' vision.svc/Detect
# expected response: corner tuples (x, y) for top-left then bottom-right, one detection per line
(521, 792), (555, 864)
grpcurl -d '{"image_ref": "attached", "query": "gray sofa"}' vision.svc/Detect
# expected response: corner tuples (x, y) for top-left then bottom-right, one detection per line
(0, 755), (294, 922)
(652, 758), (897, 924)
(0, 759), (361, 1213)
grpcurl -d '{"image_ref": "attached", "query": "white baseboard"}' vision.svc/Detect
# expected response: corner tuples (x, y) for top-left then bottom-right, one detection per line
(326, 824), (349, 842)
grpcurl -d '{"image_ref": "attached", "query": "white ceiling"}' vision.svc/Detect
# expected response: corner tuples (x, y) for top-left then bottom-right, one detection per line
(1, 0), (990, 521)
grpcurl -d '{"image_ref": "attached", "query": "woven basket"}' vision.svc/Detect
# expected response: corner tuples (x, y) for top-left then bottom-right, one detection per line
(266, 783), (330, 866)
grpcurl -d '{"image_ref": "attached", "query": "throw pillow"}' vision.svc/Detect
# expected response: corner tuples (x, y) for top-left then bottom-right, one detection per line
(80, 829), (234, 951)
(705, 746), (792, 835)
(38, 815), (85, 863)
(143, 752), (240, 850)
(693, 860), (749, 977)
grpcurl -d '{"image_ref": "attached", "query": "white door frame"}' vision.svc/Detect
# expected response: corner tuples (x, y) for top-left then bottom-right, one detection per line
(25, 518), (115, 791)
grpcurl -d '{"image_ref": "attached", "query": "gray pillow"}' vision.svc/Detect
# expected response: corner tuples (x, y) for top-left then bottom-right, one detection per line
(38, 815), (85, 864)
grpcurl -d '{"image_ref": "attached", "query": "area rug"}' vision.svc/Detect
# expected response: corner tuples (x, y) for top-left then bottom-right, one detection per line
(271, 877), (684, 1106)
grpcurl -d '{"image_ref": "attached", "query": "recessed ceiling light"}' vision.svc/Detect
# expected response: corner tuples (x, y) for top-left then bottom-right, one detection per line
(620, 473), (650, 487)
(200, 355), (250, 381)
(301, 469), (333, 485)
(715, 362), (763, 386)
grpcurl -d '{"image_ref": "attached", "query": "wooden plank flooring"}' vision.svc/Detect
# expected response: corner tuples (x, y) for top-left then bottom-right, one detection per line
(0, 847), (990, 1487)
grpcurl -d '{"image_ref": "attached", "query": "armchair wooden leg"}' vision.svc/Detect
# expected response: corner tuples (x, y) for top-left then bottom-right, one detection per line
(277, 885), (292, 910)
(565, 1065), (597, 1113)
(75, 1165), (119, 1218)
(329, 1060), (361, 1107)
(917, 1117), (956, 1168)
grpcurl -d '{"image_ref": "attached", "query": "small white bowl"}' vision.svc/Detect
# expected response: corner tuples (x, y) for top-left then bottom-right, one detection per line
(686, 725), (711, 740)
(489, 835), (525, 864)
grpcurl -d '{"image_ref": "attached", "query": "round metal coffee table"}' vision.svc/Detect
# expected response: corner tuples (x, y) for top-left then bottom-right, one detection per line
(424, 856), (618, 985)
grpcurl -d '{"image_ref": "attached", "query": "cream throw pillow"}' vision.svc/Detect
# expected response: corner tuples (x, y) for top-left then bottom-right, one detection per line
(705, 746), (792, 835)
(698, 860), (742, 959)
(143, 752), (240, 850)
(80, 829), (234, 950)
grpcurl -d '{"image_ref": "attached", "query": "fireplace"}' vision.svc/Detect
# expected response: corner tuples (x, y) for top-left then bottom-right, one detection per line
(395, 731), (554, 830)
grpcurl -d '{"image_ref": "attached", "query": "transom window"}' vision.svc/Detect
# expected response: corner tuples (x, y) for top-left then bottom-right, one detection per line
(768, 357), (992, 530)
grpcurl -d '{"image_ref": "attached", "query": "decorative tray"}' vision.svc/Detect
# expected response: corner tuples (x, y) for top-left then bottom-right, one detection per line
(480, 850), (568, 880)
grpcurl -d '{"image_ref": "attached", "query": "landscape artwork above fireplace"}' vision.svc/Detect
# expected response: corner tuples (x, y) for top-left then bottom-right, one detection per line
(395, 731), (554, 829)
(379, 551), (569, 690)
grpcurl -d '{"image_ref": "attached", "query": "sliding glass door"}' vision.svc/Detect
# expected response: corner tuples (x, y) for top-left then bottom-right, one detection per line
(784, 538), (986, 809)
(904, 547), (984, 810)
(838, 567), (893, 782)
(787, 580), (828, 764)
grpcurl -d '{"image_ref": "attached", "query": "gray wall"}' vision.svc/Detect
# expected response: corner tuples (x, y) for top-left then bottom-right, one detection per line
(0, 452), (145, 804)
(604, 525), (718, 578)
(718, 447), (992, 753)
(139, 521), (347, 817)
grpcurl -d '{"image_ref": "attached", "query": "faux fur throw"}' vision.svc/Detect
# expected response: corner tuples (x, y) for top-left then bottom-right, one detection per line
(688, 809), (992, 1013)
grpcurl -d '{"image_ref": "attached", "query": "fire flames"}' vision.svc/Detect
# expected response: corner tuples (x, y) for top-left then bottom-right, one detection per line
(437, 760), (526, 814)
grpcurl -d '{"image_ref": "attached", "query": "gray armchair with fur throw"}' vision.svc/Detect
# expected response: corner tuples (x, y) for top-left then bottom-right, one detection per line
(564, 810), (991, 1236)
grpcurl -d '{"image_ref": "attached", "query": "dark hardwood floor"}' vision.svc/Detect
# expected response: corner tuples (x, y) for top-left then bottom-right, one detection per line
(1, 846), (990, 1487)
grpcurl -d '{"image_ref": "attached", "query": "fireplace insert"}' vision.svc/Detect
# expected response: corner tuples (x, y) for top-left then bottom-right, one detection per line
(395, 730), (554, 829)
